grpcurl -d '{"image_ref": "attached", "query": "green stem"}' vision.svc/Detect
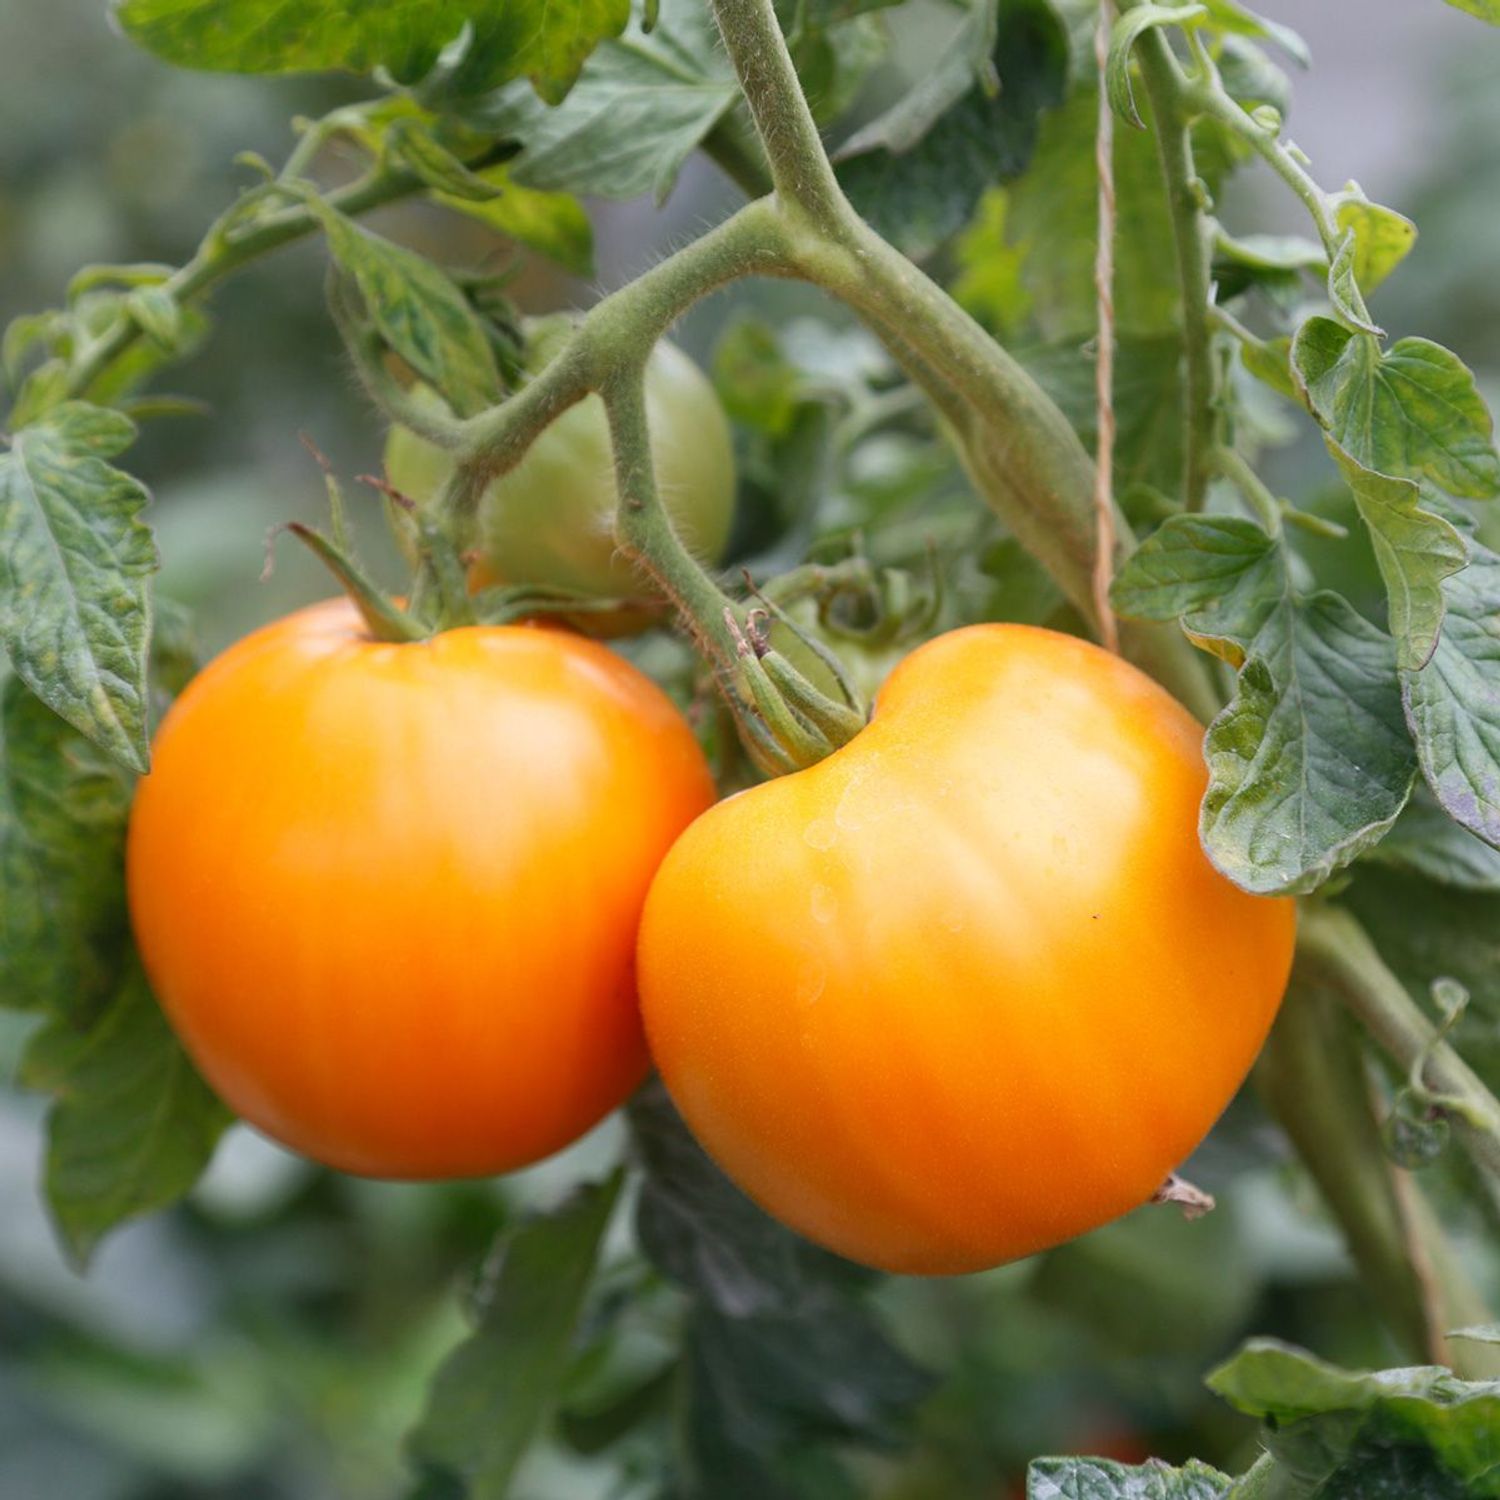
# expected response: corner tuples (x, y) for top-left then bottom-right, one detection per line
(1216, 447), (1282, 535)
(1255, 980), (1447, 1367)
(64, 165), (421, 401)
(1136, 30), (1216, 513)
(1298, 906), (1500, 1191)
(702, 110), (776, 199)
(1183, 70), (1340, 252)
(707, 0), (845, 228)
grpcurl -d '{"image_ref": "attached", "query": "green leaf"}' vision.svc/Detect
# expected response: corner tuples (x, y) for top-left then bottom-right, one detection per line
(954, 190), (1033, 336)
(1027, 1457), (1231, 1498)
(1402, 515), (1500, 850)
(1003, 83), (1180, 338)
(407, 1174), (622, 1497)
(1291, 317), (1496, 667)
(115, 0), (630, 104)
(1363, 787), (1500, 891)
(1199, 0), (1309, 67)
(1105, 5), (1205, 131)
(0, 403), (156, 772)
(125, 286), (184, 351)
(1293, 319), (1500, 501)
(1327, 229), (1382, 337)
(837, 0), (1000, 155)
(1207, 1340), (1500, 1497)
(628, 1086), (932, 1499)
(0, 677), (134, 1015)
(1330, 184), (1418, 294)
(838, 0), (1069, 260)
(471, 0), (737, 204)
(1445, 0), (1500, 20)
(311, 203), (502, 417)
(1113, 515), (1417, 893)
(21, 962), (230, 1267)
(434, 167), (594, 278)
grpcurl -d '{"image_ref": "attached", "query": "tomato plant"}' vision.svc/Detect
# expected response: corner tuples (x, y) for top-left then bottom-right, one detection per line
(641, 625), (1295, 1273)
(4, 0), (1500, 1496)
(128, 598), (714, 1177)
(384, 330), (736, 622)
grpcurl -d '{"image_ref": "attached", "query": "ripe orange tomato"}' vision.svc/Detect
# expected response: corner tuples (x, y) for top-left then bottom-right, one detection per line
(638, 625), (1295, 1275)
(128, 599), (715, 1179)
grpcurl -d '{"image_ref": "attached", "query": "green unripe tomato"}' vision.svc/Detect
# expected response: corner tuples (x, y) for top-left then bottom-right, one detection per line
(384, 336), (736, 619)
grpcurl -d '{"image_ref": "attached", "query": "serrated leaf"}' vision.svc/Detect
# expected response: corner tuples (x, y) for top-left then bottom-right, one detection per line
(1027, 1457), (1231, 1499)
(1114, 515), (1417, 893)
(21, 961), (230, 1267)
(1403, 515), (1500, 849)
(1330, 184), (1418, 294)
(1207, 1340), (1500, 1498)
(0, 403), (156, 772)
(471, 0), (737, 204)
(434, 166), (594, 278)
(1105, 5), (1205, 131)
(1293, 318), (1500, 500)
(115, 0), (630, 104)
(312, 203), (501, 417)
(838, 0), (1069, 260)
(406, 1174), (622, 1497)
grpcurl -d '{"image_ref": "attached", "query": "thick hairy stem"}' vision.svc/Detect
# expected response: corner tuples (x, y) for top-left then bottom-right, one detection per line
(707, 0), (844, 227)
(788, 218), (1221, 720)
(1298, 906), (1500, 1192)
(602, 368), (743, 670)
(1136, 30), (1216, 513)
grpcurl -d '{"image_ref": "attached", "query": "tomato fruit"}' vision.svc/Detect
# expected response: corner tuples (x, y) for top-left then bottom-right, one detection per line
(127, 599), (715, 1178)
(383, 336), (736, 615)
(639, 625), (1295, 1275)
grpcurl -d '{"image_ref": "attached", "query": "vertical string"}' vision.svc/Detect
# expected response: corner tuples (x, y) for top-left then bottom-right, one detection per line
(1091, 0), (1121, 654)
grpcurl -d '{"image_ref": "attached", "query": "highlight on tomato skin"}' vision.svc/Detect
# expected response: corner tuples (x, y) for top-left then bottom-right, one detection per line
(638, 623), (1298, 1277)
(126, 597), (716, 1181)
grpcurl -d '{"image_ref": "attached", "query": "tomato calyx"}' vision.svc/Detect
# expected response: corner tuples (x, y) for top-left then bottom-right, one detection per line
(282, 522), (426, 643)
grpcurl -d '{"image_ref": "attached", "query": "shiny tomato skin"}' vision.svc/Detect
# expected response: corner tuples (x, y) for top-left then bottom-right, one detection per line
(383, 339), (735, 611)
(638, 624), (1295, 1275)
(127, 599), (715, 1179)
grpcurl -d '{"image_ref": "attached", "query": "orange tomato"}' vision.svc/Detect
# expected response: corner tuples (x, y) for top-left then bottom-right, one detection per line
(128, 599), (714, 1179)
(639, 625), (1295, 1275)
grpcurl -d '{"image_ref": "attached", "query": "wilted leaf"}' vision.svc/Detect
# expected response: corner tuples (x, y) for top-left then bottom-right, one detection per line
(1104, 4), (1205, 131)
(434, 166), (594, 277)
(471, 0), (738, 204)
(115, 0), (630, 104)
(1330, 184), (1418, 294)
(1113, 514), (1416, 893)
(407, 1174), (622, 1497)
(0, 403), (156, 772)
(21, 962), (230, 1267)
(312, 203), (502, 416)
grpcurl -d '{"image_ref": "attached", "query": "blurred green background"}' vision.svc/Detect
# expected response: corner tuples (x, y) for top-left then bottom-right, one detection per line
(2, 2), (1498, 1497)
